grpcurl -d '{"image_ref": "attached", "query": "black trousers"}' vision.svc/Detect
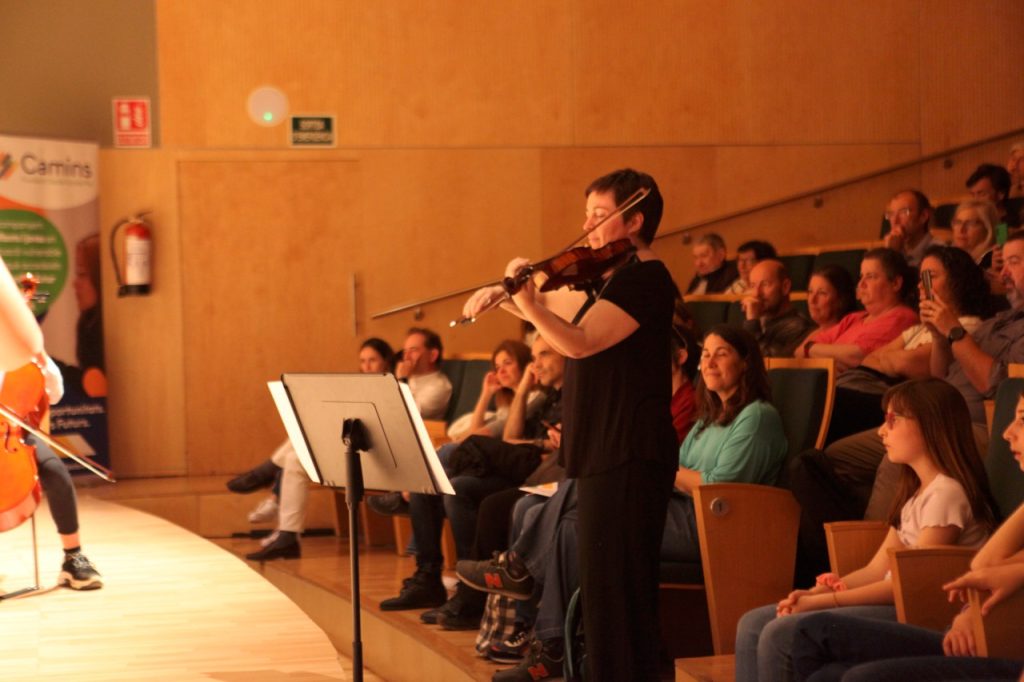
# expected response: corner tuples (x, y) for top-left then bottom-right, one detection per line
(35, 439), (79, 536)
(472, 487), (525, 559)
(576, 459), (674, 682)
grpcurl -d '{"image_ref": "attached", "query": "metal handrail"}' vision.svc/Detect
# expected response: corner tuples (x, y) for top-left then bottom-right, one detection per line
(656, 126), (1024, 242)
(372, 126), (1024, 319)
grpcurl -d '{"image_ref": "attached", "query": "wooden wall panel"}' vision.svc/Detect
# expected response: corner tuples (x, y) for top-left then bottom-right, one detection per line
(354, 150), (538, 357)
(920, 2), (1024, 153)
(98, 149), (187, 477)
(94, 0), (1024, 479)
(572, 1), (921, 146)
(157, 1), (574, 148)
(179, 159), (363, 475)
(919, 139), (1021, 205)
(534, 144), (920, 253)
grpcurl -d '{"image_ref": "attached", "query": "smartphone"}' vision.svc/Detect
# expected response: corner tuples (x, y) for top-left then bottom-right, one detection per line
(921, 270), (933, 301)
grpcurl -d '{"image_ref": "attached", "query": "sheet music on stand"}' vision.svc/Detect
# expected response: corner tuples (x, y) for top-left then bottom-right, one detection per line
(267, 372), (453, 682)
(268, 373), (453, 495)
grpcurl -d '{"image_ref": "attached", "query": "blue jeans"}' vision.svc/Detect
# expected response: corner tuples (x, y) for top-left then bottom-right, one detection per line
(788, 612), (1023, 682)
(734, 603), (897, 682)
(409, 441), (517, 573)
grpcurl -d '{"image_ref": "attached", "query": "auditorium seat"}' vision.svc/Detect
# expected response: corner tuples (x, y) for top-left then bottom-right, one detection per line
(779, 253), (815, 290)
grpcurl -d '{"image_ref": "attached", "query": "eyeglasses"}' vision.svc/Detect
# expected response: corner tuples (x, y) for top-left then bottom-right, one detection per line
(884, 207), (913, 221)
(884, 411), (912, 429)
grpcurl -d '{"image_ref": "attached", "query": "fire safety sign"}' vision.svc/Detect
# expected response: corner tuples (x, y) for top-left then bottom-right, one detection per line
(112, 98), (152, 148)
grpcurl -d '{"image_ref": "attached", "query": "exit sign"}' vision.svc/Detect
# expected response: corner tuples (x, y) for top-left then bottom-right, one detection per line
(290, 115), (335, 147)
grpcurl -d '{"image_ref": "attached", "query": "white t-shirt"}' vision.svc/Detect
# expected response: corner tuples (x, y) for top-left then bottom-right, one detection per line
(407, 370), (453, 420)
(900, 317), (982, 351)
(897, 472), (989, 549)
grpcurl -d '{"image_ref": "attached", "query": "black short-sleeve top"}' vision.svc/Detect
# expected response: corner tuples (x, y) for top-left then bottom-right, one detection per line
(561, 258), (679, 478)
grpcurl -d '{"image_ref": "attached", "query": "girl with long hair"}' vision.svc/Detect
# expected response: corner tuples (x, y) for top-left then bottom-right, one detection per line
(735, 378), (998, 681)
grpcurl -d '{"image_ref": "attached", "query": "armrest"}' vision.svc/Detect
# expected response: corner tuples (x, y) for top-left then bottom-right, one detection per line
(693, 483), (800, 654)
(824, 521), (888, 575)
(422, 419), (449, 447)
(888, 546), (975, 631)
(968, 587), (1024, 660)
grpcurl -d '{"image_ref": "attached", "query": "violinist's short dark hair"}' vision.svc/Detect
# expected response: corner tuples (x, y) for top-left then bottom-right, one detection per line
(407, 327), (444, 366)
(966, 164), (1011, 200)
(585, 168), (664, 246)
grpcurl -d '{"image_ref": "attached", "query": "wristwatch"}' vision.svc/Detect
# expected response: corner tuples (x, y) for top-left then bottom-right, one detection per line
(947, 326), (967, 344)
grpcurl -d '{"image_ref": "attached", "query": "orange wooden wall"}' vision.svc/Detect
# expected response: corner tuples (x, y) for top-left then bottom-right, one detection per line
(97, 0), (1024, 476)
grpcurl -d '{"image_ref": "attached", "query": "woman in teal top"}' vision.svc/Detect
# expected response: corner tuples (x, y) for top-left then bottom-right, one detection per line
(662, 325), (789, 563)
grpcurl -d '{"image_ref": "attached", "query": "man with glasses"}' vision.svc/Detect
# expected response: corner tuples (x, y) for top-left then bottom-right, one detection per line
(882, 189), (936, 267)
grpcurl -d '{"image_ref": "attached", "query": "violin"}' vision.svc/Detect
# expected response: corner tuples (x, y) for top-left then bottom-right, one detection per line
(450, 187), (650, 326)
(501, 238), (636, 296)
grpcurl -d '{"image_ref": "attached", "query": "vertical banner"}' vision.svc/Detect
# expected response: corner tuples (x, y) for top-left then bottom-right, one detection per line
(0, 135), (108, 472)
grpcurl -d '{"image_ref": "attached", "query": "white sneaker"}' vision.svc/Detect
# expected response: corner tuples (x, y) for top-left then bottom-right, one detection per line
(248, 496), (279, 523)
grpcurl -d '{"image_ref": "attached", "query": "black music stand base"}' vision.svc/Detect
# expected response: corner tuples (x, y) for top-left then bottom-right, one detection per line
(342, 418), (369, 682)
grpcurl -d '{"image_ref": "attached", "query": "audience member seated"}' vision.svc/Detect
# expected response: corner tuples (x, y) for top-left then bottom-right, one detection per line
(370, 337), (538, 519)
(825, 246), (991, 443)
(670, 323), (700, 444)
(1007, 141), (1024, 198)
(736, 378), (998, 682)
(741, 259), (815, 358)
(730, 239), (778, 294)
(446, 339), (532, 441)
(375, 336), (564, 632)
(464, 322), (700, 667)
(225, 337), (398, 561)
(803, 265), (857, 342)
(882, 189), (937, 267)
(951, 199), (999, 269)
(686, 232), (739, 294)
(457, 326), (788, 682)
(967, 163), (1019, 228)
(396, 326), (453, 420)
(787, 392), (1024, 681)
(794, 248), (918, 374)
(789, 233), (1024, 586)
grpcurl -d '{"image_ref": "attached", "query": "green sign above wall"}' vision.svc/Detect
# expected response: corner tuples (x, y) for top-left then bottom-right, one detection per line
(290, 116), (335, 148)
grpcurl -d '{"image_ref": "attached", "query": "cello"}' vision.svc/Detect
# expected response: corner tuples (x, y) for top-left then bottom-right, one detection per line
(0, 358), (46, 531)
(0, 274), (114, 532)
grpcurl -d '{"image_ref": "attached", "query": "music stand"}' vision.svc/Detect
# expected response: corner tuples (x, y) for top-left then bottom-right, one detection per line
(269, 373), (453, 682)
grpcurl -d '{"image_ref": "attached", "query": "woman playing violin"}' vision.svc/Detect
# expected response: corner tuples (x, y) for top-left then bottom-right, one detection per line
(463, 169), (679, 682)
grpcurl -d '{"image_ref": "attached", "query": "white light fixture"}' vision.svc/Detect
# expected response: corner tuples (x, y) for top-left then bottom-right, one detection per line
(247, 86), (289, 127)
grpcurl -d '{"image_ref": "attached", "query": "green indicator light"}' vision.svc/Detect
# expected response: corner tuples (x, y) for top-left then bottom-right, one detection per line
(263, 112), (274, 122)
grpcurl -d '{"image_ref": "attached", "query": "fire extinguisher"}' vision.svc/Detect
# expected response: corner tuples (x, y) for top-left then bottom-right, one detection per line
(110, 213), (153, 297)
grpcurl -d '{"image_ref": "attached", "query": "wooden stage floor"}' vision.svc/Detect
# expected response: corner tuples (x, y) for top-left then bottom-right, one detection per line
(0, 494), (373, 682)
(0, 478), (522, 681)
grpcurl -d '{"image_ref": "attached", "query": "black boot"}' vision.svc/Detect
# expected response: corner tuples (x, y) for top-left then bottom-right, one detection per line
(380, 569), (447, 611)
(245, 530), (300, 561)
(227, 459), (282, 494)
(434, 582), (487, 630)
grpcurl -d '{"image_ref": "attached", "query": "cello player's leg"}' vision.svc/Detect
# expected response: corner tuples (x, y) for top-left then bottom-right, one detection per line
(35, 440), (102, 590)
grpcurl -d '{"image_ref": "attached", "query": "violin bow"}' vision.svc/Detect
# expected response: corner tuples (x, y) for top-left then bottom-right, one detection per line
(0, 403), (116, 482)
(450, 186), (650, 326)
